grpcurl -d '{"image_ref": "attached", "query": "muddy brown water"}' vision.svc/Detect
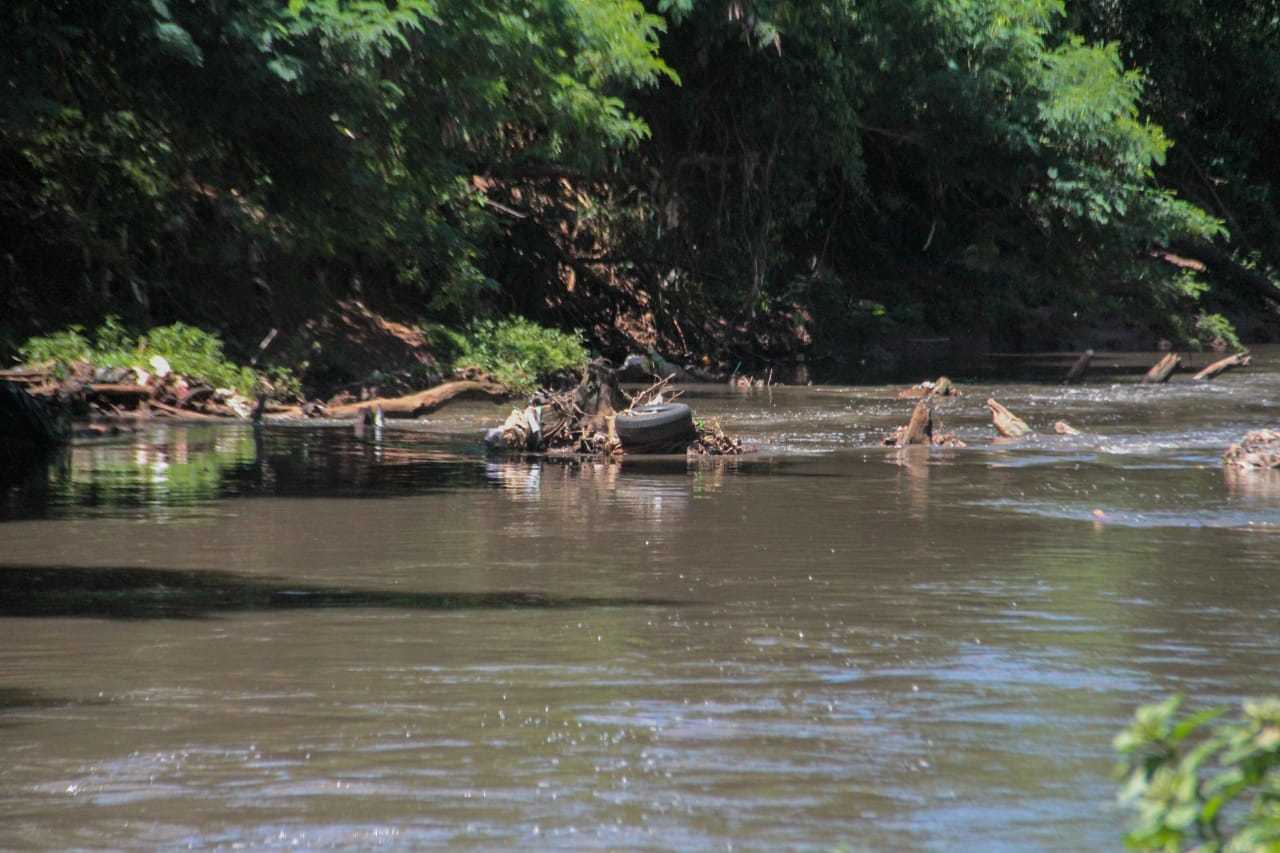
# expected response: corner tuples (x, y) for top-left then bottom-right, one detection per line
(2, 350), (1279, 849)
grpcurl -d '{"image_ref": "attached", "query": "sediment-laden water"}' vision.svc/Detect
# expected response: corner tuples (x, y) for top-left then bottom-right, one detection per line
(2, 350), (1278, 849)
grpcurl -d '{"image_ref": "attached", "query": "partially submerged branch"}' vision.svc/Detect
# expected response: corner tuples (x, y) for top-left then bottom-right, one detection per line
(1193, 352), (1251, 381)
(986, 398), (1033, 438)
(1142, 353), (1181, 384)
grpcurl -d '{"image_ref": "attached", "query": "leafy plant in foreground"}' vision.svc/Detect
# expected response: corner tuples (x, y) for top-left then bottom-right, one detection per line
(1115, 696), (1280, 850)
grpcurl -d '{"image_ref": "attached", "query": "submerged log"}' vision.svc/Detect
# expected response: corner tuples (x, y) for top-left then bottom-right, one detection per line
(986, 398), (1033, 438)
(1063, 350), (1093, 384)
(326, 380), (508, 419)
(1141, 352), (1181, 384)
(1193, 352), (1251, 381)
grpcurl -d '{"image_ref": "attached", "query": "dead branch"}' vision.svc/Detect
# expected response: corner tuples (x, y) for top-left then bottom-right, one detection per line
(1193, 352), (1251, 381)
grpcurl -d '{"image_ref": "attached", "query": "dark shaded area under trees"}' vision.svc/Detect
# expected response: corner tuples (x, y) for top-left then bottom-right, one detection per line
(2, 0), (1278, 382)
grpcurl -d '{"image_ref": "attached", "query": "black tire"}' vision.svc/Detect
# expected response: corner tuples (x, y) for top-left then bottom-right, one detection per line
(614, 402), (696, 448)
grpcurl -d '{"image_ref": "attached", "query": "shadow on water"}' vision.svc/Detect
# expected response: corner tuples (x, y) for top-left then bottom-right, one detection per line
(0, 565), (684, 620)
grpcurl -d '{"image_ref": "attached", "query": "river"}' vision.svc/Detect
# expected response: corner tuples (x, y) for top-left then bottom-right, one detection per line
(2, 350), (1278, 849)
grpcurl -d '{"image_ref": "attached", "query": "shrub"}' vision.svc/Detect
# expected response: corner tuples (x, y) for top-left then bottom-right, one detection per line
(451, 318), (588, 394)
(1115, 695), (1280, 850)
(18, 317), (257, 394)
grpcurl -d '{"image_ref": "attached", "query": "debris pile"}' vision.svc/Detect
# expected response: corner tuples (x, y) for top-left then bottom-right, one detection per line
(1223, 430), (1280, 469)
(485, 361), (744, 457)
(0, 360), (262, 422)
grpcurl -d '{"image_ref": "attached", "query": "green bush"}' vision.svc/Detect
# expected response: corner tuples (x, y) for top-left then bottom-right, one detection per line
(19, 317), (257, 394)
(451, 318), (588, 394)
(1115, 695), (1280, 850)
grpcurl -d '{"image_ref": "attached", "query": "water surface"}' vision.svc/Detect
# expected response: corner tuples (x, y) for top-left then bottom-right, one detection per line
(2, 350), (1278, 849)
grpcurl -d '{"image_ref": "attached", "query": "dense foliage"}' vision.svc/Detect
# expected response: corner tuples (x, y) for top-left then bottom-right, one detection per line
(613, 0), (1251, 360)
(1116, 696), (1280, 850)
(1, 0), (670, 350)
(2, 0), (1277, 373)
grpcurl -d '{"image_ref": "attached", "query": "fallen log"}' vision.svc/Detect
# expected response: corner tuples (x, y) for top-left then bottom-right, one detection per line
(1063, 350), (1093, 384)
(1193, 351), (1251, 381)
(326, 380), (508, 419)
(1054, 420), (1081, 435)
(1141, 352), (1181, 384)
(986, 398), (1033, 438)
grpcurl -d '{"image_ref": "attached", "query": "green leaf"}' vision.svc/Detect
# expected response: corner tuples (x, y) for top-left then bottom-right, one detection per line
(154, 21), (203, 67)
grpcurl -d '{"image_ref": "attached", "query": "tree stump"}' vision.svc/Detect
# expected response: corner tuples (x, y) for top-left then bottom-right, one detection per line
(900, 399), (933, 446)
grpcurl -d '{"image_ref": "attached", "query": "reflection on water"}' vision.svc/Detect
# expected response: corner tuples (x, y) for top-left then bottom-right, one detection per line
(1, 352), (1279, 849)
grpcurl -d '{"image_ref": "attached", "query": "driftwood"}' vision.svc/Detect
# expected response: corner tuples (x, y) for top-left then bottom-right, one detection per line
(326, 380), (508, 419)
(1141, 353), (1181, 384)
(1054, 420), (1081, 435)
(1063, 350), (1093, 384)
(1193, 352), (1251, 381)
(986, 398), (1032, 438)
(1223, 430), (1280, 469)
